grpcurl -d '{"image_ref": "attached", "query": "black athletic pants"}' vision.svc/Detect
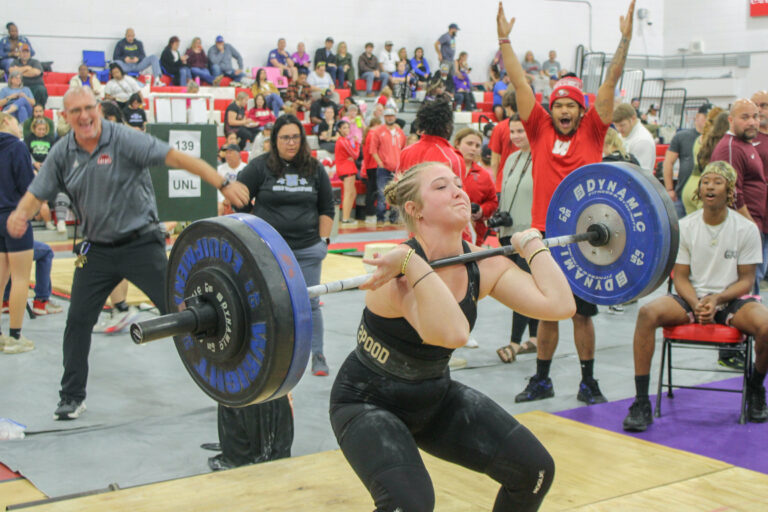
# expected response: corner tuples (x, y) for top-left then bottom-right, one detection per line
(330, 353), (554, 512)
(60, 230), (168, 402)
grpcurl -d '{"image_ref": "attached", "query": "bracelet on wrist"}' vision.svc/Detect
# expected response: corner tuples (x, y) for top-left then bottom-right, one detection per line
(401, 248), (415, 275)
(526, 247), (550, 267)
(498, 38), (511, 45)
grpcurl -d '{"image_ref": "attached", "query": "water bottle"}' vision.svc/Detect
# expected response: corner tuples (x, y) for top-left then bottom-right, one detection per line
(0, 418), (26, 440)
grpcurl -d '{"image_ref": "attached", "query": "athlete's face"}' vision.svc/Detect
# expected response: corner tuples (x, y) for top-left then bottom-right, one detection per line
(413, 164), (470, 230)
(551, 98), (583, 136)
(699, 173), (730, 210)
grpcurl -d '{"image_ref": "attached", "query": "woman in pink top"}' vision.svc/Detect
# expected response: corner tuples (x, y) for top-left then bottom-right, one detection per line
(292, 42), (311, 75)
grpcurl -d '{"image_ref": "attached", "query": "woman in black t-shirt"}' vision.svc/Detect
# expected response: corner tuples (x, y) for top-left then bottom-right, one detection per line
(329, 161), (577, 511)
(122, 93), (147, 131)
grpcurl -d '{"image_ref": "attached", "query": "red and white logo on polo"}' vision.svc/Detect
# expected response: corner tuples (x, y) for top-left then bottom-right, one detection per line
(97, 154), (112, 165)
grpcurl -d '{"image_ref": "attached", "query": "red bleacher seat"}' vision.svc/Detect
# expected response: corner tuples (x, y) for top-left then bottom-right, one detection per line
(336, 88), (351, 103)
(214, 99), (231, 111)
(217, 136), (226, 147)
(476, 101), (493, 111)
(484, 91), (493, 102)
(149, 86), (186, 93)
(302, 122), (313, 134)
(656, 144), (669, 157)
(219, 111), (226, 123)
(44, 109), (54, 120)
(240, 151), (249, 163)
(296, 111), (305, 121)
(355, 79), (382, 92)
(471, 111), (495, 122)
(43, 72), (75, 85)
(45, 84), (69, 96)
(220, 77), (233, 87)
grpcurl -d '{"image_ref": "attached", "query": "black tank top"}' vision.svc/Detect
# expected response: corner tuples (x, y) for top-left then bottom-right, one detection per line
(362, 238), (480, 361)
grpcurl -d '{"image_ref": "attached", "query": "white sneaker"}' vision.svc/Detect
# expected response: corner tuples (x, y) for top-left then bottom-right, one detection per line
(154, 78), (165, 87)
(56, 220), (67, 234)
(45, 221), (56, 231)
(104, 306), (139, 334)
(32, 299), (63, 315)
(3, 334), (35, 354)
(448, 356), (467, 370)
(365, 215), (377, 226)
(465, 338), (479, 349)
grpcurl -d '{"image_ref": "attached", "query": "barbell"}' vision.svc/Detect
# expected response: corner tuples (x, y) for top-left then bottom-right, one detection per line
(130, 162), (679, 407)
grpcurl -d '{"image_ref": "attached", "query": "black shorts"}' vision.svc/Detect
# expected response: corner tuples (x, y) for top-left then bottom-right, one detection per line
(0, 212), (33, 253)
(670, 294), (758, 326)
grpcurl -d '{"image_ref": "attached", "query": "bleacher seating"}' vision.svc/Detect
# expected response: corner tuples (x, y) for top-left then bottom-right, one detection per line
(355, 79), (382, 92)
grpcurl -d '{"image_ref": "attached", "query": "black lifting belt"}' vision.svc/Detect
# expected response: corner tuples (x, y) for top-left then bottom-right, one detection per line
(354, 319), (450, 381)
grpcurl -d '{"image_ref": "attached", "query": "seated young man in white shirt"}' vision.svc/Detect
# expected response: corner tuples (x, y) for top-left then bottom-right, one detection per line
(623, 161), (768, 432)
(217, 144), (246, 215)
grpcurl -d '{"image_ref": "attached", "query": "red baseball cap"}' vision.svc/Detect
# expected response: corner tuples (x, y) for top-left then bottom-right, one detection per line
(550, 77), (586, 110)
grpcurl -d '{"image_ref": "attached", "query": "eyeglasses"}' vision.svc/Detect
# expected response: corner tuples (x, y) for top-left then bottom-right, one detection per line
(758, 103), (768, 110)
(278, 134), (301, 143)
(66, 104), (98, 116)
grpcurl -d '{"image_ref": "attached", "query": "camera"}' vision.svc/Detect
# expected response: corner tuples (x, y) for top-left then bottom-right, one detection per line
(471, 203), (480, 214)
(487, 211), (513, 228)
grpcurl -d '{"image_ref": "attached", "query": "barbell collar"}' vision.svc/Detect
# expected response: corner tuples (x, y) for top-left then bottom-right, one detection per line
(130, 299), (218, 345)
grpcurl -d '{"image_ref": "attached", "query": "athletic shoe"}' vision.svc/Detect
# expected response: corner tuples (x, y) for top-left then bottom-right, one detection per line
(448, 356), (467, 369)
(577, 378), (608, 405)
(515, 375), (555, 403)
(747, 383), (768, 423)
(608, 305), (624, 314)
(208, 454), (235, 471)
(622, 398), (653, 432)
(364, 215), (378, 226)
(56, 220), (67, 234)
(718, 352), (746, 371)
(2, 334), (35, 354)
(464, 338), (479, 349)
(104, 306), (139, 334)
(92, 312), (113, 333)
(311, 353), (329, 376)
(54, 399), (86, 420)
(1, 300), (8, 313)
(31, 299), (64, 315)
(45, 221), (56, 231)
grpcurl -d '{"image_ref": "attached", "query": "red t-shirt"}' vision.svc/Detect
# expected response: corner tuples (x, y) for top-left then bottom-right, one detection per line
(524, 102), (609, 230)
(711, 133), (767, 232)
(462, 163), (499, 242)
(398, 134), (464, 175)
(488, 118), (519, 193)
(362, 129), (378, 172)
(334, 137), (359, 178)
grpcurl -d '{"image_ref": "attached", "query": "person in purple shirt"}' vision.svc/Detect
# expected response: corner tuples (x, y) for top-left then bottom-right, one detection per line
(267, 38), (297, 82)
(452, 66), (476, 112)
(292, 42), (311, 75)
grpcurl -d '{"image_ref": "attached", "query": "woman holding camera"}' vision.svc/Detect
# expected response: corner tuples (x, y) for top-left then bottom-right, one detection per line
(496, 115), (538, 363)
(453, 128), (497, 244)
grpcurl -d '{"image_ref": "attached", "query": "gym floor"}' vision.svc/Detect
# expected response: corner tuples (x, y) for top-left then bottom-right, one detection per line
(1, 224), (766, 510)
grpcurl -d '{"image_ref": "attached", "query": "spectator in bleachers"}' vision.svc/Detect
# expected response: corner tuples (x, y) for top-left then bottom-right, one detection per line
(309, 89), (338, 128)
(100, 99), (126, 124)
(602, 127), (640, 165)
(186, 37), (219, 86)
(342, 101), (364, 144)
(390, 61), (409, 103)
(361, 117), (383, 225)
(208, 35), (245, 83)
(25, 118), (55, 171)
(225, 92), (259, 150)
(122, 93), (147, 131)
(0, 71), (34, 123)
(22, 103), (53, 140)
(433, 62), (455, 100)
(409, 47), (431, 90)
(613, 103), (655, 171)
(489, 89), (519, 192)
(454, 127), (498, 244)
(313, 37), (339, 87)
(252, 68), (285, 117)
(284, 69), (313, 114)
(1, 22), (34, 80)
(307, 63), (339, 103)
(9, 45), (46, 108)
(435, 23), (459, 76)
(376, 86), (399, 112)
(370, 108), (406, 225)
(521, 51), (541, 83)
(317, 105), (339, 152)
(292, 42), (311, 75)
(69, 63), (104, 99)
(423, 80), (446, 104)
(160, 36), (191, 87)
(0, 112), (35, 353)
(491, 49), (506, 78)
(335, 120), (361, 224)
(104, 63), (142, 109)
(112, 28), (163, 87)
(397, 47), (409, 68)
(366, 103), (384, 125)
(452, 63), (476, 112)
(249, 122), (273, 162)
(219, 131), (240, 162)
(217, 144), (246, 216)
(359, 42), (389, 97)
(247, 93), (276, 129)
(335, 41), (355, 92)
(453, 51), (471, 77)
(541, 50), (561, 78)
(267, 38), (298, 82)
(379, 41), (398, 76)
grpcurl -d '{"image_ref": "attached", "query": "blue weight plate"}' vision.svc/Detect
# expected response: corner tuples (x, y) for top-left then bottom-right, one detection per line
(545, 162), (677, 305)
(232, 213), (312, 401)
(167, 214), (310, 406)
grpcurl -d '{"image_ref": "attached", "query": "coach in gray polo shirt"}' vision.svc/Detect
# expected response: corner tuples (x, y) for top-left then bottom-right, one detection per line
(7, 86), (249, 420)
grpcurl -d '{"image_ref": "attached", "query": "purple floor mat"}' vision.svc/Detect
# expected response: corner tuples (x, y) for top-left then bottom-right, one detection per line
(556, 377), (768, 474)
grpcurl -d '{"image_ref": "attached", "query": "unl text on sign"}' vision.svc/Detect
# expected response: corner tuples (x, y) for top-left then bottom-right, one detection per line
(169, 169), (202, 198)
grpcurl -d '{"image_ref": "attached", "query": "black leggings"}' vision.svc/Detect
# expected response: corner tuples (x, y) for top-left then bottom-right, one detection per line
(330, 353), (554, 511)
